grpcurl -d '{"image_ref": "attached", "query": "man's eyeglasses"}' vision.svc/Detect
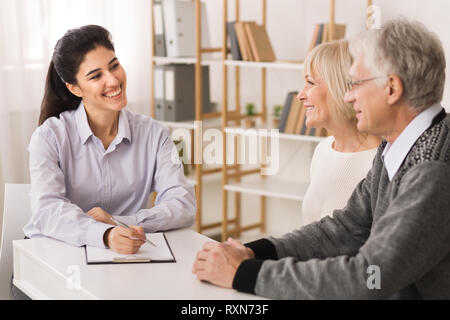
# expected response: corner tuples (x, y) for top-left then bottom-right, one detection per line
(347, 76), (387, 90)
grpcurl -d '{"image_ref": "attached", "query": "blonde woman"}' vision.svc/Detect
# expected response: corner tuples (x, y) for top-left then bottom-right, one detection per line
(299, 39), (380, 225)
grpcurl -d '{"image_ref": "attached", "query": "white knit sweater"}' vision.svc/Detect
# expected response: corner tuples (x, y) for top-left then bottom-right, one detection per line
(301, 136), (378, 225)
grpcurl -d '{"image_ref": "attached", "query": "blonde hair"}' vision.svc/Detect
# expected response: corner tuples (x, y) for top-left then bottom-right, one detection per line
(304, 39), (354, 123)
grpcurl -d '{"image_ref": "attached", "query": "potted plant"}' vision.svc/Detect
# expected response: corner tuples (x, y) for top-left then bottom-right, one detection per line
(272, 104), (283, 128)
(245, 103), (257, 128)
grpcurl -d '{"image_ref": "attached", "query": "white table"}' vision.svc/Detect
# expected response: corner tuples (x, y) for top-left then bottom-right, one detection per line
(13, 228), (266, 300)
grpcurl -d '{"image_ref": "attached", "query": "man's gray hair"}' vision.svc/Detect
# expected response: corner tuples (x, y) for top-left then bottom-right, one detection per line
(349, 18), (445, 111)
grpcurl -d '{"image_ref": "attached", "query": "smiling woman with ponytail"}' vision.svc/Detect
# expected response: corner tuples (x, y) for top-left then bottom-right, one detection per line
(23, 24), (195, 264)
(39, 25), (115, 125)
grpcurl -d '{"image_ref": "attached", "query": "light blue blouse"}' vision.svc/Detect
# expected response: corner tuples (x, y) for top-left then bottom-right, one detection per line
(24, 103), (196, 248)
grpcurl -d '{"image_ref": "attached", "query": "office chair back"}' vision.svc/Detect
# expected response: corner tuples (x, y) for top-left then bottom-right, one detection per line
(0, 184), (31, 300)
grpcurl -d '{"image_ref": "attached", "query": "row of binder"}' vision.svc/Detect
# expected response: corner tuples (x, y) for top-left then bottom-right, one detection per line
(153, 0), (210, 58)
(154, 64), (212, 122)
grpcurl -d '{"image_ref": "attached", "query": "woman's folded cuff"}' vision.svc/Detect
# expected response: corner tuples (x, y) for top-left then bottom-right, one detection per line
(86, 222), (114, 249)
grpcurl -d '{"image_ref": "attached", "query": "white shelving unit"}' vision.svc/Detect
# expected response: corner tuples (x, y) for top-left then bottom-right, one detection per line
(153, 56), (222, 65)
(150, 0), (226, 235)
(222, 127), (321, 222)
(224, 127), (326, 143)
(186, 165), (223, 185)
(224, 177), (309, 201)
(157, 117), (222, 130)
(224, 60), (304, 70)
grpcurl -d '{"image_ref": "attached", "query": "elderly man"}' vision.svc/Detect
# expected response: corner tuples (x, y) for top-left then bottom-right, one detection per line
(192, 18), (450, 299)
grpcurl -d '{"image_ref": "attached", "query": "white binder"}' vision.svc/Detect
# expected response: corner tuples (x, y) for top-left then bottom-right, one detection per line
(163, 0), (195, 57)
(162, 0), (210, 57)
(154, 65), (166, 120)
(153, 1), (167, 56)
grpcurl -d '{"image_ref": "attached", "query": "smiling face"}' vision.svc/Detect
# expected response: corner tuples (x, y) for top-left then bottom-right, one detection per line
(344, 54), (392, 136)
(67, 45), (127, 114)
(298, 74), (332, 129)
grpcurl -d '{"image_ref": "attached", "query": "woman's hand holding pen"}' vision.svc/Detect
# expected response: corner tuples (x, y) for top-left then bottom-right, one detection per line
(88, 207), (146, 254)
(104, 225), (146, 254)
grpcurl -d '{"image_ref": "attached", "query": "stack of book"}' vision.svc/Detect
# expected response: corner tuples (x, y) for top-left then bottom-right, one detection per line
(227, 21), (276, 62)
(278, 91), (327, 137)
(308, 23), (347, 53)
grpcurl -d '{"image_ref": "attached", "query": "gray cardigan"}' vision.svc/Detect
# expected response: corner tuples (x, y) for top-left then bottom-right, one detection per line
(233, 110), (450, 299)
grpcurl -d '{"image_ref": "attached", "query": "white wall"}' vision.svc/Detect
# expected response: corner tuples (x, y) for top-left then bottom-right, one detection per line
(374, 0), (450, 110)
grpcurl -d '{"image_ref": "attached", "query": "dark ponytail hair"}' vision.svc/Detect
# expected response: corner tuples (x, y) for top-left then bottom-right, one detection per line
(39, 25), (115, 125)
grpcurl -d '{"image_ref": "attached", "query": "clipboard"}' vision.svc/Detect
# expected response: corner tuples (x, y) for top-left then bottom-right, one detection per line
(84, 233), (176, 265)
